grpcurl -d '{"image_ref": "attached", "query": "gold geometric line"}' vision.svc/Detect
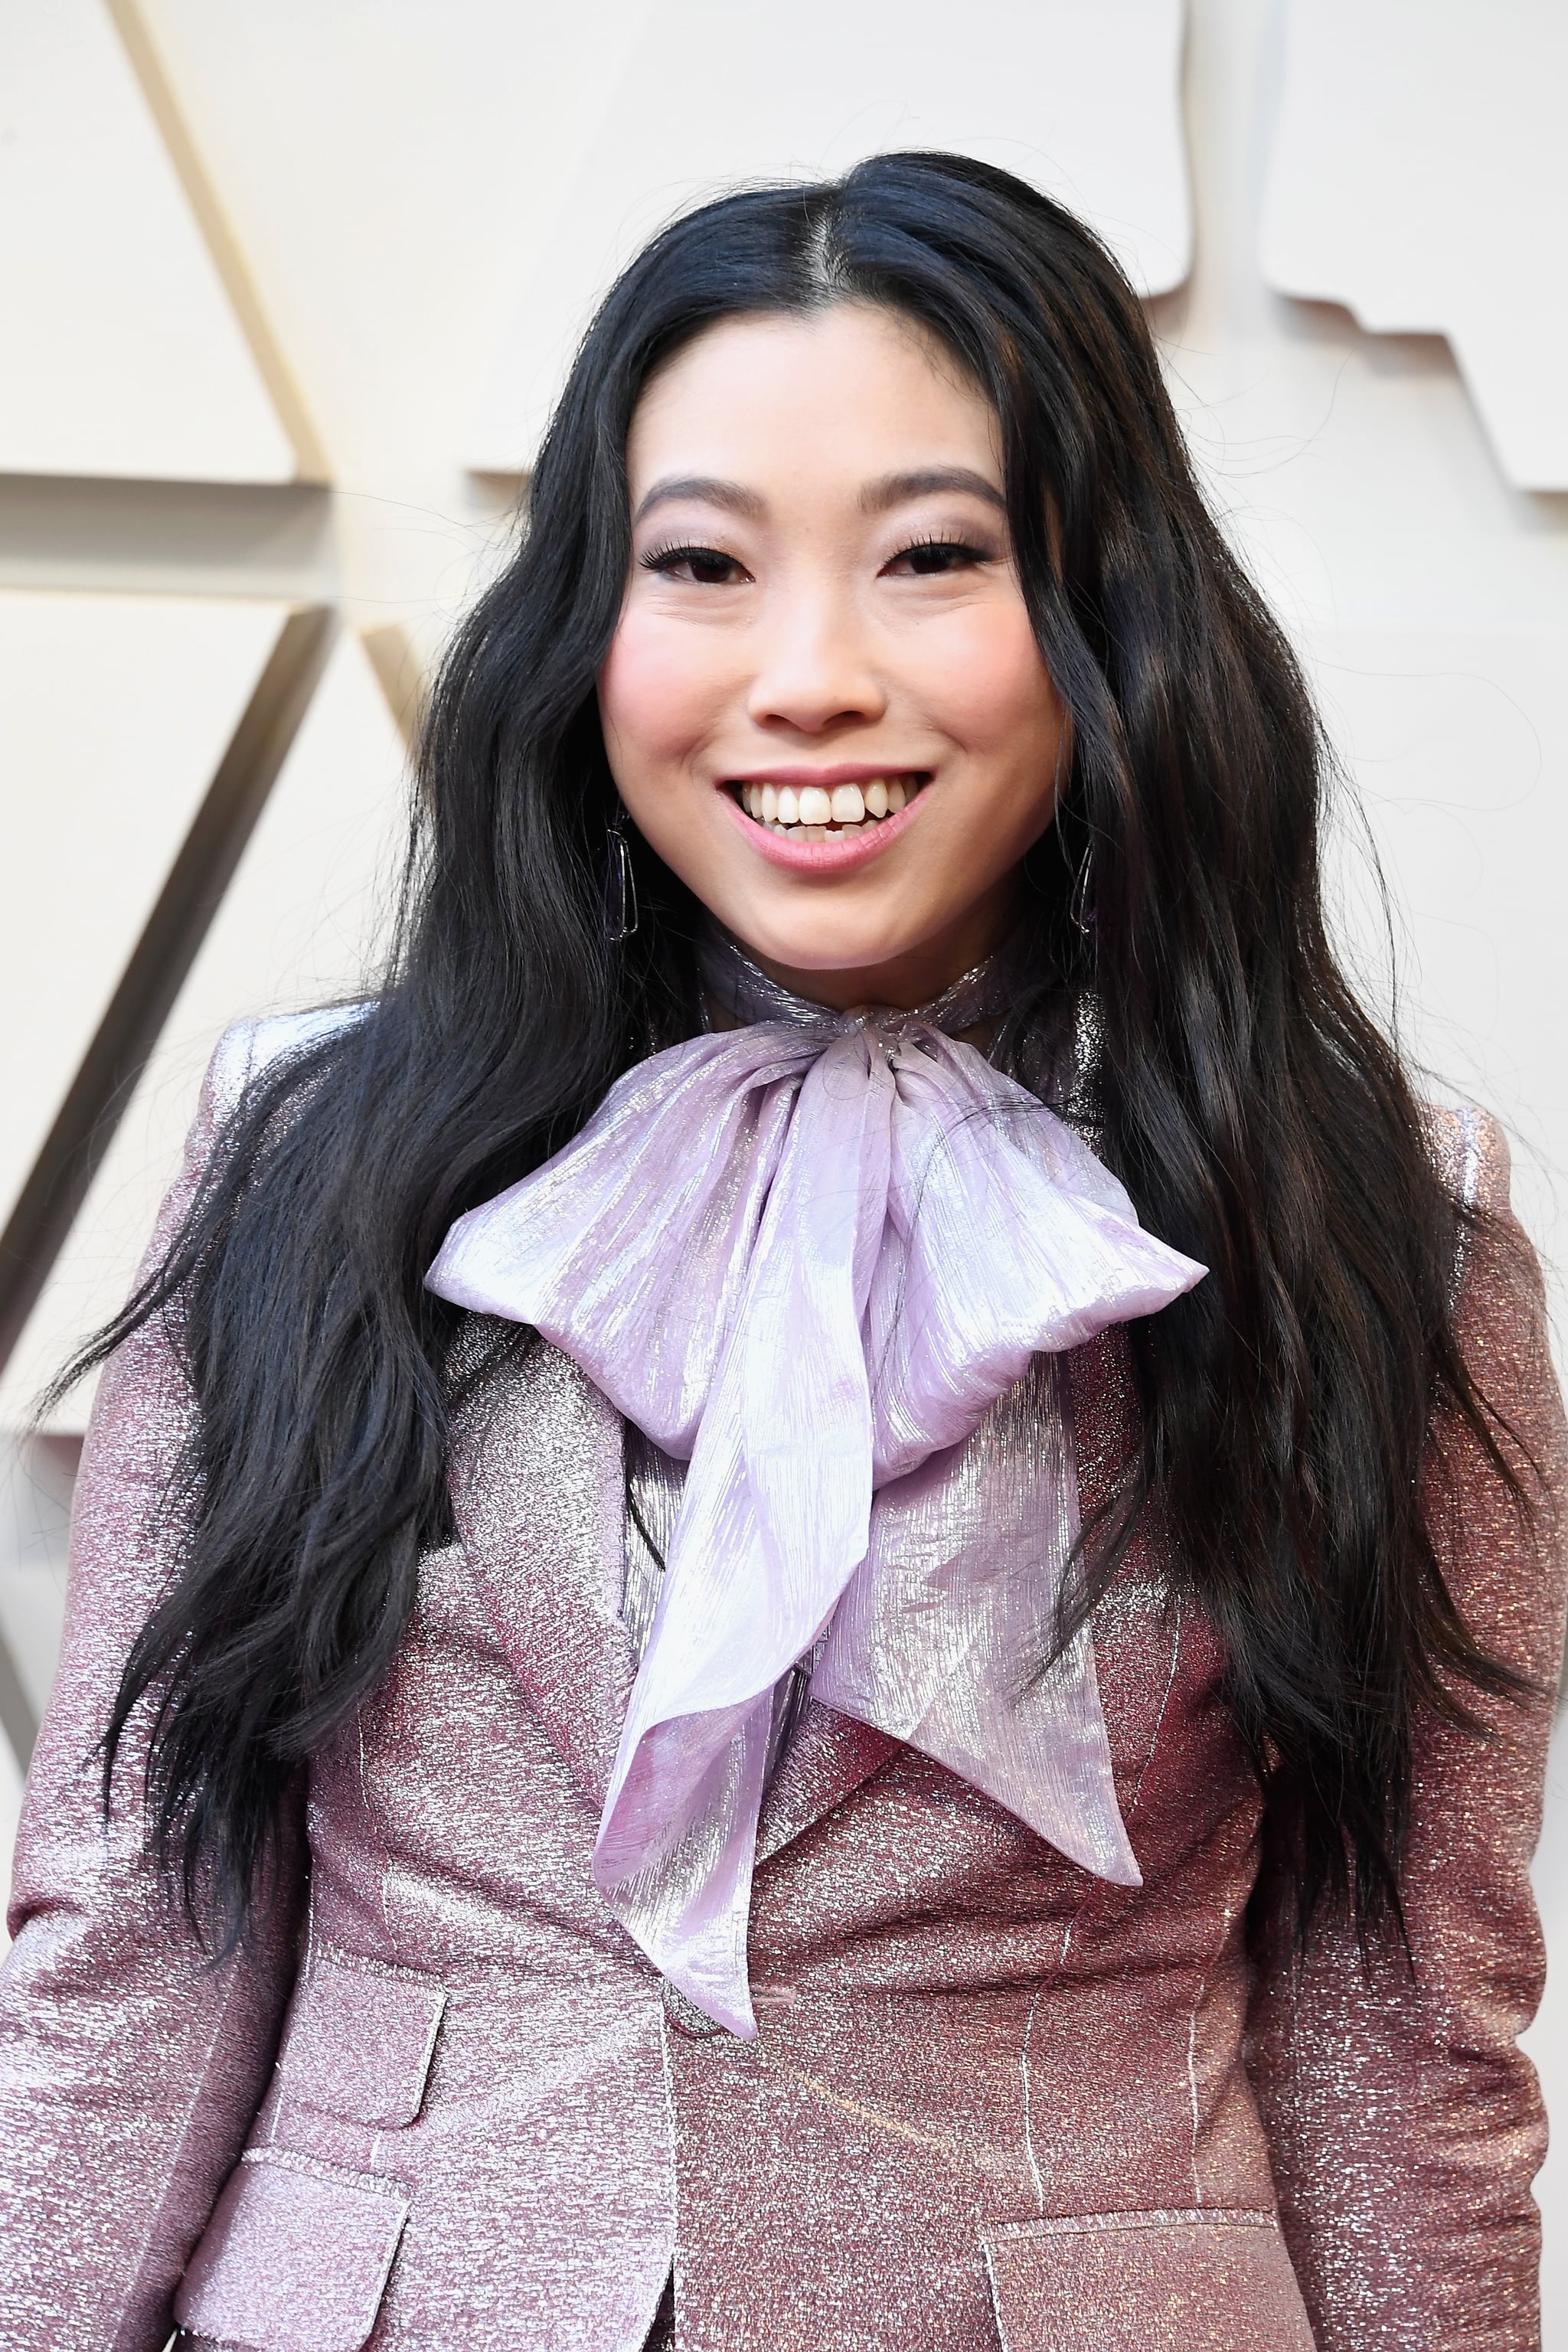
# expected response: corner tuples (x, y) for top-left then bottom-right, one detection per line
(360, 621), (429, 754)
(0, 605), (338, 1379)
(103, 0), (332, 485)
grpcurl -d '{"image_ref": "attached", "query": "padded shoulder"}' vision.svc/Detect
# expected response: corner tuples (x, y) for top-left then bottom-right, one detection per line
(204, 1003), (371, 1129)
(1421, 1100), (1511, 1219)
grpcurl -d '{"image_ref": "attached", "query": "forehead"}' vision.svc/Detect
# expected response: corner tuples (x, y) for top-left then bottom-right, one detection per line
(625, 304), (1001, 495)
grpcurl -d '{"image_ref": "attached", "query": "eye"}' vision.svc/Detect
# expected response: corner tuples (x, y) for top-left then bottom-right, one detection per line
(640, 542), (750, 586)
(883, 535), (996, 578)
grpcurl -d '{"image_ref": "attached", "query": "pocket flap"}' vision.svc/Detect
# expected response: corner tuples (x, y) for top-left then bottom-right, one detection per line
(175, 2154), (409, 2352)
(982, 2209), (1315, 2352)
(277, 1950), (446, 2128)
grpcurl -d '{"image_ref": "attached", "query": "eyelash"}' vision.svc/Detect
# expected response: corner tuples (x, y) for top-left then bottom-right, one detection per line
(639, 534), (996, 580)
(640, 542), (743, 581)
(890, 532), (995, 573)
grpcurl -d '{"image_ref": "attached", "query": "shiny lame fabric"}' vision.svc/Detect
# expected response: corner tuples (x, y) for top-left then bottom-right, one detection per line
(426, 933), (1201, 2032)
(0, 1026), (1562, 2352)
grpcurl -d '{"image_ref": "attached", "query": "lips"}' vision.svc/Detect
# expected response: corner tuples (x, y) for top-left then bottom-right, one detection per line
(728, 771), (931, 841)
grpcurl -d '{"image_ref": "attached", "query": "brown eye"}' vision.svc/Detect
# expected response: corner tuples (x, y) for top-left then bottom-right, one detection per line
(642, 544), (748, 586)
(887, 538), (991, 577)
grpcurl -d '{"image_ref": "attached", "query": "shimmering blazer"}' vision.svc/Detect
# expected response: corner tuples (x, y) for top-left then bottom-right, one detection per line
(0, 1068), (1562, 2352)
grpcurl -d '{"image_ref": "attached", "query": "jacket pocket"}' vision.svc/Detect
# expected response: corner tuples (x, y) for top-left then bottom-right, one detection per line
(275, 1947), (446, 2128)
(174, 2150), (409, 2352)
(982, 2208), (1315, 2352)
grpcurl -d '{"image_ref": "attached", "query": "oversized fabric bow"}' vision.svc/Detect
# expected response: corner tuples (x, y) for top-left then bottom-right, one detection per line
(426, 936), (1205, 2034)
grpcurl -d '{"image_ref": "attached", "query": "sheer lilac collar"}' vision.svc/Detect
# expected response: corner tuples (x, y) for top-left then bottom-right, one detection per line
(695, 920), (1030, 1039)
(428, 927), (1204, 2033)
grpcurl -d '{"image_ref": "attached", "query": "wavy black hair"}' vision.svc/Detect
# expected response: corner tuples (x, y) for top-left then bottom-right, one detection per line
(64, 152), (1529, 1955)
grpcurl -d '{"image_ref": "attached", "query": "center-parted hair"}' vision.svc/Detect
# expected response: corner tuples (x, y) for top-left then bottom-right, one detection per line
(72, 152), (1530, 1955)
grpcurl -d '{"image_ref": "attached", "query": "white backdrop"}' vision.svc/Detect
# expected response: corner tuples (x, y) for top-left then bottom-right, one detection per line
(1, 0), (1564, 2326)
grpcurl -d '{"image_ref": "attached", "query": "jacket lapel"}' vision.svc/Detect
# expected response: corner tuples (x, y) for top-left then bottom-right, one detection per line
(759, 1335), (1159, 1860)
(756, 1700), (900, 1864)
(449, 1322), (635, 1813)
(449, 1321), (902, 1855)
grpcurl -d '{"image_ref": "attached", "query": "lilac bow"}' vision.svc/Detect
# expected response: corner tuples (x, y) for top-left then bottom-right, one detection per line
(427, 946), (1205, 2034)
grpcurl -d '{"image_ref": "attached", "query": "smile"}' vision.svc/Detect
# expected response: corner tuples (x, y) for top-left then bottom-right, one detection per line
(728, 772), (931, 841)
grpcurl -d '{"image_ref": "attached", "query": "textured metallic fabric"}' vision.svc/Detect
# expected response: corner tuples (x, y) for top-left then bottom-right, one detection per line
(426, 934), (1202, 2029)
(625, 1429), (816, 1799)
(0, 1050), (1561, 2351)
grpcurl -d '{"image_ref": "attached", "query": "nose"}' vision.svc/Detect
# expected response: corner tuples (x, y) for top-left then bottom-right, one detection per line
(745, 578), (887, 736)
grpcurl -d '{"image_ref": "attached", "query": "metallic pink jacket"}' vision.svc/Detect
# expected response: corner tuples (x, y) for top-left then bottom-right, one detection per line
(0, 1080), (1561, 2352)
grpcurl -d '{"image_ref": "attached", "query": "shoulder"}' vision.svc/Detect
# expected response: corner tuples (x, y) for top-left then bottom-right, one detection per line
(201, 1002), (374, 1130)
(1421, 1100), (1511, 1220)
(172, 1004), (373, 1187)
(1426, 1102), (1560, 1515)
(1421, 1102), (1538, 1357)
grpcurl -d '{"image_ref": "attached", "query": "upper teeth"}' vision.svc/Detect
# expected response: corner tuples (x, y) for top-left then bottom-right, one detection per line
(737, 776), (917, 833)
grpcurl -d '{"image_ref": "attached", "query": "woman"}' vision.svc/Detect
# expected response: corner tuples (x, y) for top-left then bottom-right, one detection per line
(0, 154), (1560, 2352)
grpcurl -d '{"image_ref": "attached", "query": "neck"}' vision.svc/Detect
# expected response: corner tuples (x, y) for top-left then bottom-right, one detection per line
(739, 876), (1024, 1014)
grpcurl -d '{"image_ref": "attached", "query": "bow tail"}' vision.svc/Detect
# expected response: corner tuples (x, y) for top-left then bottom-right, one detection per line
(591, 1329), (867, 2037)
(812, 1356), (1141, 1887)
(595, 1687), (776, 2038)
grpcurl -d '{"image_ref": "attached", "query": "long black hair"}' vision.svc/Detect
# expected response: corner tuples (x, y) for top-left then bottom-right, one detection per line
(67, 152), (1530, 1954)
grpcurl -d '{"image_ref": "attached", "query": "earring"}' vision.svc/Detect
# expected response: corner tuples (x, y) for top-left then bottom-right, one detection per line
(1068, 843), (1096, 938)
(605, 806), (639, 942)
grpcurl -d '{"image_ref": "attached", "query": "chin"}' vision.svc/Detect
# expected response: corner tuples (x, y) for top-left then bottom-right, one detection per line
(727, 899), (929, 977)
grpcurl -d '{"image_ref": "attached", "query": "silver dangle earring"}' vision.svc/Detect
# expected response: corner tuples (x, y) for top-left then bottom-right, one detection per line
(605, 805), (639, 943)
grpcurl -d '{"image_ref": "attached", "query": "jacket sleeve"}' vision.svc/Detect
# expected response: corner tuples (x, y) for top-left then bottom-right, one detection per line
(1247, 1112), (1568, 2352)
(0, 1042), (306, 2352)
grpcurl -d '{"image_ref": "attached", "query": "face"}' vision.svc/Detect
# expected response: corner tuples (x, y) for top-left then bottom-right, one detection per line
(596, 303), (1067, 1010)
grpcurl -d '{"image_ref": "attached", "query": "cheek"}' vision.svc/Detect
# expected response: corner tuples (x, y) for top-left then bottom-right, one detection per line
(597, 612), (727, 769)
(916, 604), (1061, 757)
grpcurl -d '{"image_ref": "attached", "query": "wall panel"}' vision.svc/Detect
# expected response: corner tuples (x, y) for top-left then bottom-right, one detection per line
(0, 632), (409, 1434)
(466, 0), (1191, 469)
(0, 0), (303, 482)
(1263, 0), (1568, 489)
(1309, 629), (1568, 1266)
(0, 591), (291, 1246)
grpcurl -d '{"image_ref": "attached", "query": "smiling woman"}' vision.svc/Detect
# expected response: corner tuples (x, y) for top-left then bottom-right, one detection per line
(0, 155), (1562, 2352)
(601, 306), (1067, 998)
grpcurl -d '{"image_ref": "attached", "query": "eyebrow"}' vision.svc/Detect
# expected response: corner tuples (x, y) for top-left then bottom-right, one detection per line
(630, 464), (1007, 528)
(860, 467), (1007, 514)
(632, 475), (765, 525)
